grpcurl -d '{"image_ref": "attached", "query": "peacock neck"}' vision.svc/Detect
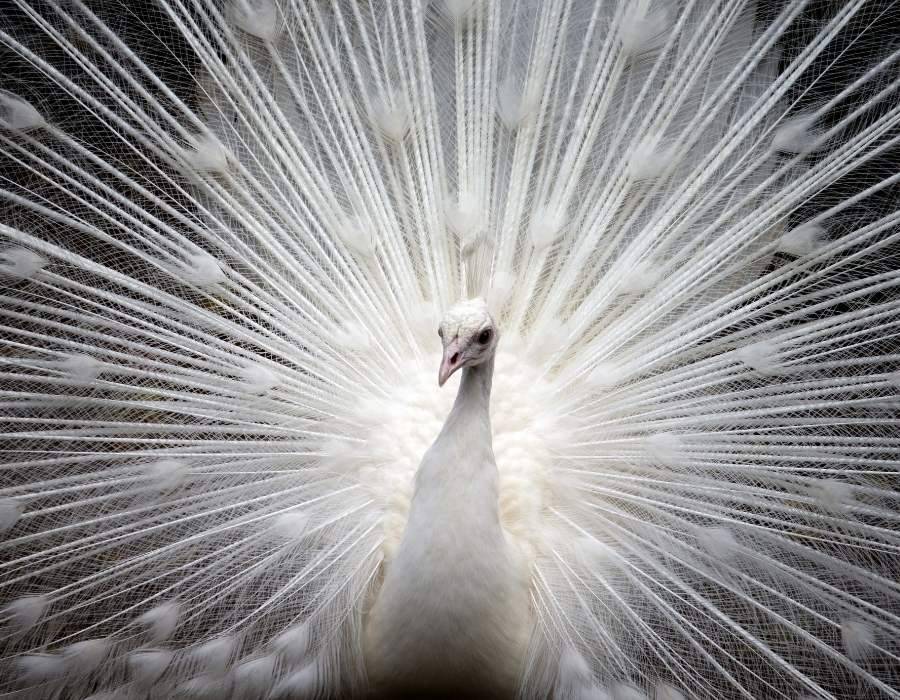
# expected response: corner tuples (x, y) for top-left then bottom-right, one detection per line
(366, 349), (528, 700)
(451, 355), (494, 426)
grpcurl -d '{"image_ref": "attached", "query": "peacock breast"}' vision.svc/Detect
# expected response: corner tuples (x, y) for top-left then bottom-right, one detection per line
(364, 448), (531, 697)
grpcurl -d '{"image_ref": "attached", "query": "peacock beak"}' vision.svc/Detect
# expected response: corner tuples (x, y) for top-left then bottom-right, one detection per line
(438, 339), (464, 387)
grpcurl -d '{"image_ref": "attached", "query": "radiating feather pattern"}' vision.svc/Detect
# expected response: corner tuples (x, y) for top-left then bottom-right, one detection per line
(0, 0), (899, 698)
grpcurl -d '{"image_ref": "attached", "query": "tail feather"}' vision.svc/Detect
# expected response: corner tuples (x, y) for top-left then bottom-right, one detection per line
(1, 0), (899, 698)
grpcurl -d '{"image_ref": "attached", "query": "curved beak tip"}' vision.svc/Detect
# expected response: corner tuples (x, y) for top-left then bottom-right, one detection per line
(438, 341), (462, 387)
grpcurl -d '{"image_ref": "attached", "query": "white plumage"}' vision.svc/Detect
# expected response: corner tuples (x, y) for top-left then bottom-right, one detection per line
(366, 300), (531, 698)
(0, 0), (898, 699)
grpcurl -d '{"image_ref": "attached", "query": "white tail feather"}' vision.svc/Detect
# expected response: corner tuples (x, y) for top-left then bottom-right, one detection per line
(0, 1), (898, 698)
(0, 90), (45, 131)
(4, 595), (48, 632)
(128, 648), (173, 686)
(136, 602), (181, 643)
(0, 247), (45, 278)
(0, 499), (24, 534)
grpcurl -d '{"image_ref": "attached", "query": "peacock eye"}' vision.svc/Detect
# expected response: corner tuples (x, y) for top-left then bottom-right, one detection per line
(478, 329), (492, 344)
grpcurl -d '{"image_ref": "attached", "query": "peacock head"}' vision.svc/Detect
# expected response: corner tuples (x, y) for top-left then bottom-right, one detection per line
(437, 298), (499, 386)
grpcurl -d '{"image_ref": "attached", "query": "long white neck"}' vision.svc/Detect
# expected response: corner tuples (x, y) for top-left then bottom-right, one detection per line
(440, 355), (494, 443)
(366, 349), (528, 696)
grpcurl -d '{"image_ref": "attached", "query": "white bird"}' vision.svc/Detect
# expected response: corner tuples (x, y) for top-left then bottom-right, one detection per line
(0, 1), (898, 699)
(365, 299), (530, 698)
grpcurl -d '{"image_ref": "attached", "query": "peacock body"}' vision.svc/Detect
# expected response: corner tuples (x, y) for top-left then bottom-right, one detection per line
(0, 0), (899, 698)
(366, 301), (532, 698)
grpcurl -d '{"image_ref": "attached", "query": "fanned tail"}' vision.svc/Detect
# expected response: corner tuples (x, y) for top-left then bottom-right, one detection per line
(0, 1), (899, 699)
